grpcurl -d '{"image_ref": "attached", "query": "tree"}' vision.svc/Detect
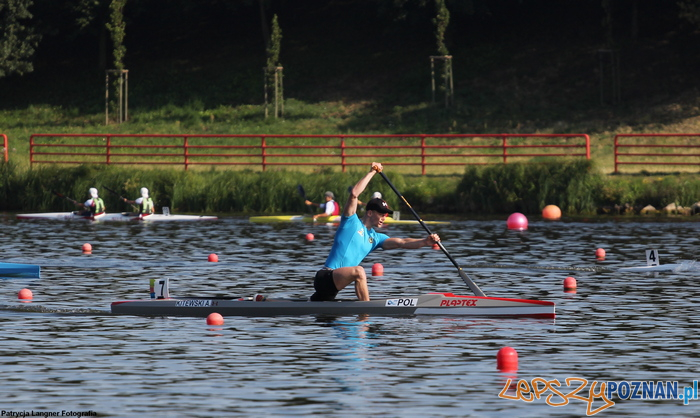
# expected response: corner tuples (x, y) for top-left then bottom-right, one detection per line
(264, 14), (283, 118)
(0, 0), (40, 78)
(678, 0), (700, 26)
(434, 0), (449, 56)
(105, 0), (126, 70)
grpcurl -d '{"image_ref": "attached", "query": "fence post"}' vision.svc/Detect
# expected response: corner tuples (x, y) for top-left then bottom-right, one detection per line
(340, 137), (346, 173)
(261, 136), (267, 171)
(614, 135), (619, 173)
(2, 134), (8, 163)
(106, 136), (111, 165)
(421, 136), (427, 175)
(502, 135), (508, 164)
(184, 136), (189, 171)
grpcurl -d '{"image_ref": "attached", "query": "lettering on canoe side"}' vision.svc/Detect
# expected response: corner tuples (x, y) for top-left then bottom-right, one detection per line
(175, 299), (212, 307)
(385, 298), (418, 307)
(440, 299), (477, 307)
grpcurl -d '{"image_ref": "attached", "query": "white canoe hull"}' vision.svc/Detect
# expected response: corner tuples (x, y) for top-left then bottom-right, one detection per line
(16, 212), (218, 222)
(112, 292), (555, 318)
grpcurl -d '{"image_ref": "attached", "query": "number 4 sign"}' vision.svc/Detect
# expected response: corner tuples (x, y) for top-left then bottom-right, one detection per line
(645, 250), (660, 266)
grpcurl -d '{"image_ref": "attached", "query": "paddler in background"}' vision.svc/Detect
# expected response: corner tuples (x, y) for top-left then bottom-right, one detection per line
(123, 187), (155, 217)
(305, 191), (340, 221)
(77, 187), (106, 217)
(309, 162), (440, 302)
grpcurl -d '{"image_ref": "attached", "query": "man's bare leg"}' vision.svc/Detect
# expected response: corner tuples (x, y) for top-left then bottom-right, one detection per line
(332, 266), (370, 301)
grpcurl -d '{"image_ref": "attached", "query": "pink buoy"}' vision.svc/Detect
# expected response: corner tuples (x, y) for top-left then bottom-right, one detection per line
(497, 346), (518, 372)
(305, 233), (314, 242)
(595, 248), (606, 260)
(208, 253), (219, 262)
(372, 263), (384, 276)
(563, 276), (577, 292)
(82, 243), (92, 254)
(206, 313), (224, 325)
(542, 205), (562, 220)
(506, 213), (528, 230)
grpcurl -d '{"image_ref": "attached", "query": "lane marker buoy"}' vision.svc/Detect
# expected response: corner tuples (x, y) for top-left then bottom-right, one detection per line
(542, 205), (561, 220)
(563, 276), (577, 293)
(206, 313), (224, 325)
(506, 213), (528, 230)
(595, 248), (606, 260)
(18, 288), (33, 300)
(497, 346), (518, 372)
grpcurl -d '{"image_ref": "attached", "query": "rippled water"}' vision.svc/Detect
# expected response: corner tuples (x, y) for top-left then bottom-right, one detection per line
(1, 214), (700, 417)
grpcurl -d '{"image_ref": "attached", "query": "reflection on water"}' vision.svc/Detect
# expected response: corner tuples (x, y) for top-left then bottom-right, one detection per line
(0, 215), (699, 416)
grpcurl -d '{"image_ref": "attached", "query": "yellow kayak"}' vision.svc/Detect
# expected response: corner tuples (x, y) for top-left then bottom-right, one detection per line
(248, 215), (449, 225)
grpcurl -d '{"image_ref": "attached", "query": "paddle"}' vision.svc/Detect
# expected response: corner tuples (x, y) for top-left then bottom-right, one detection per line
(103, 185), (130, 203)
(297, 184), (312, 213)
(376, 170), (487, 297)
(52, 190), (82, 207)
(104, 186), (138, 211)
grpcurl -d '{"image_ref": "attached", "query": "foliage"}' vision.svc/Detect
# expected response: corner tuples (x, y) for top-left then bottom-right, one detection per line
(266, 14), (282, 69)
(678, 0), (700, 26)
(106, 0), (126, 70)
(434, 0), (450, 55)
(0, 0), (39, 77)
(456, 160), (604, 214)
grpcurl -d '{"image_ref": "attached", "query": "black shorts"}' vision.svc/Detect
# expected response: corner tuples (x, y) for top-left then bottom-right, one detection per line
(310, 268), (338, 301)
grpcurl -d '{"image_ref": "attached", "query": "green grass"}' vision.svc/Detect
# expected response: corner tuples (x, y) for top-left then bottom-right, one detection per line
(2, 11), (700, 214)
(2, 160), (698, 216)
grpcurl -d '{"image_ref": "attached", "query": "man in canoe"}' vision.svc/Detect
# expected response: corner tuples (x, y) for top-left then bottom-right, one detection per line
(305, 191), (340, 221)
(124, 187), (155, 217)
(78, 187), (106, 217)
(310, 162), (440, 302)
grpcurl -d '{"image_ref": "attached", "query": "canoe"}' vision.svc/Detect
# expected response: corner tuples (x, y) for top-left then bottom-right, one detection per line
(617, 264), (684, 272)
(0, 262), (41, 278)
(16, 212), (218, 222)
(249, 214), (449, 225)
(111, 292), (555, 318)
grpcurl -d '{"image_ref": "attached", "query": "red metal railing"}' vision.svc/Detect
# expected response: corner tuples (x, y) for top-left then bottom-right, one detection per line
(614, 134), (700, 173)
(1, 134), (7, 162)
(29, 133), (590, 174)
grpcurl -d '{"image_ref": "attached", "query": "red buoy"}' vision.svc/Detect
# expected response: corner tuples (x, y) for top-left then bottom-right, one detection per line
(595, 248), (606, 260)
(208, 253), (219, 262)
(506, 213), (528, 230)
(371, 263), (384, 276)
(305, 233), (314, 241)
(18, 288), (33, 300)
(563, 276), (577, 292)
(82, 243), (92, 254)
(497, 346), (518, 372)
(206, 313), (224, 325)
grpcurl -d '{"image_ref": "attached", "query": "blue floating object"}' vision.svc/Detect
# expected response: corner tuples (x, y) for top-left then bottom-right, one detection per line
(0, 262), (41, 278)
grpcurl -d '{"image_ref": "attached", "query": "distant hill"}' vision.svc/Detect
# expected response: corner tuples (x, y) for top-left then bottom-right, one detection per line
(2, 1), (699, 135)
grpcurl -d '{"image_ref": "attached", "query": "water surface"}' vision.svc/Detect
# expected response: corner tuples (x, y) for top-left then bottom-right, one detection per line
(1, 215), (699, 417)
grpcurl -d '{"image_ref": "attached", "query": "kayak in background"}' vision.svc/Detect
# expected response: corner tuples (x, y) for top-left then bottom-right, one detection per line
(17, 207), (217, 222)
(0, 262), (41, 278)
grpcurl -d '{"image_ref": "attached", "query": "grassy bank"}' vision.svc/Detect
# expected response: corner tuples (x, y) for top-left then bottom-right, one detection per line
(2, 160), (698, 216)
